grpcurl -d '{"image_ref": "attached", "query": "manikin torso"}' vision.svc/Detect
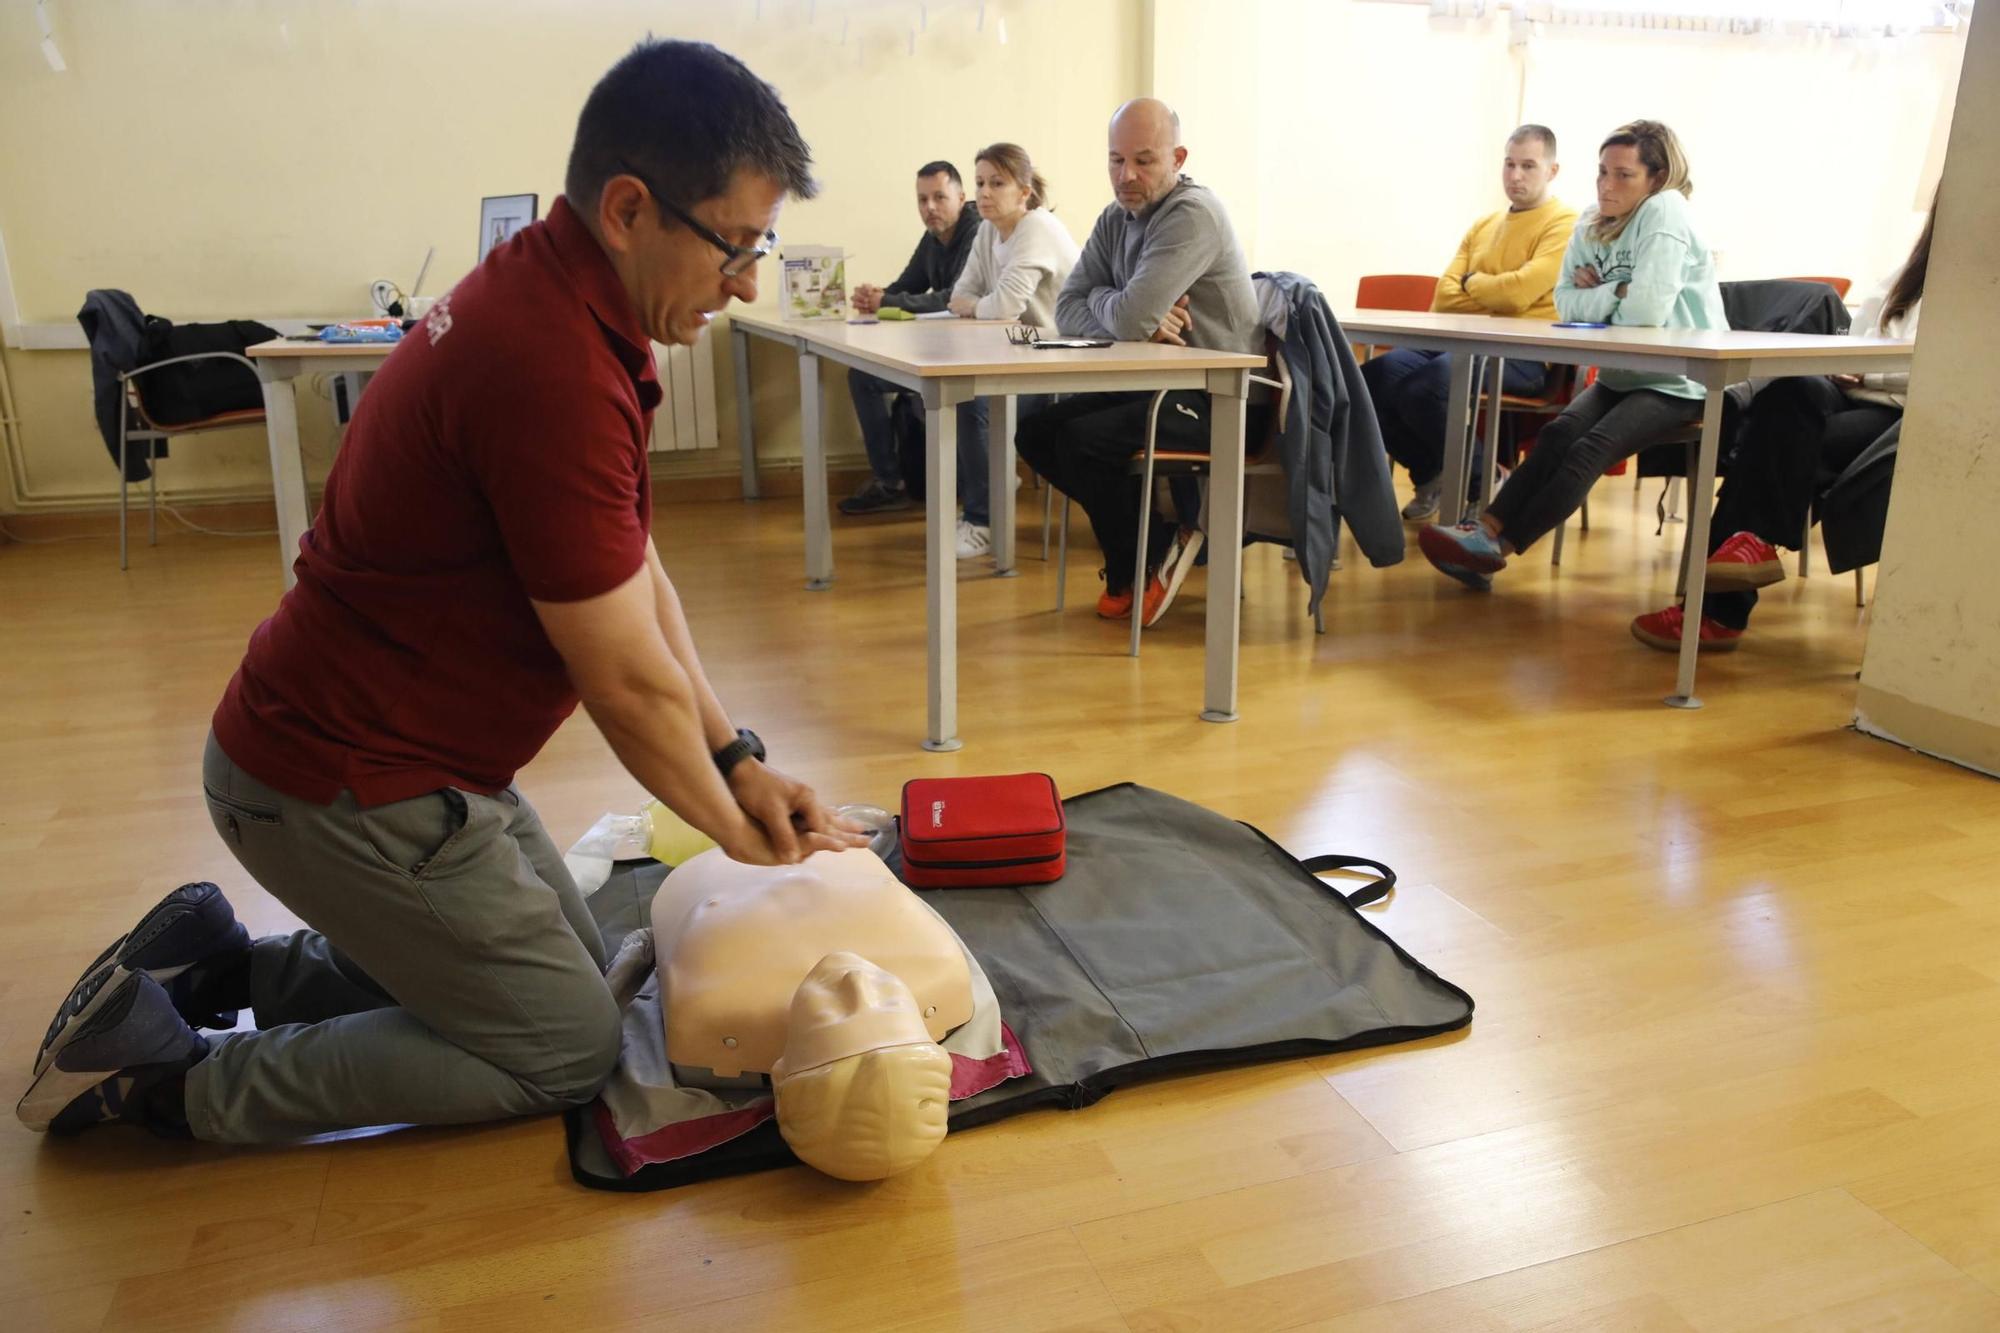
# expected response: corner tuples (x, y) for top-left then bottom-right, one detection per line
(649, 848), (974, 1079)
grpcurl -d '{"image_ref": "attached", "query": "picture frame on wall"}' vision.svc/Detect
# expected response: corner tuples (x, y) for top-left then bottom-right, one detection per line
(477, 193), (539, 262)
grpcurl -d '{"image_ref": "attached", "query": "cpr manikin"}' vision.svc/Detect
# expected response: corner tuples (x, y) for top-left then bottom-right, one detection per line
(649, 847), (973, 1180)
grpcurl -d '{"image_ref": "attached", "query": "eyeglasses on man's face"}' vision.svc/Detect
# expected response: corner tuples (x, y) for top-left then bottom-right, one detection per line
(617, 162), (778, 277)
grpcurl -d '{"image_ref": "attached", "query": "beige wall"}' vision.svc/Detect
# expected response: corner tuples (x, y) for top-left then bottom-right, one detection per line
(0, 0), (1965, 515)
(1855, 3), (2000, 778)
(0, 0), (1142, 513)
(1148, 0), (1958, 307)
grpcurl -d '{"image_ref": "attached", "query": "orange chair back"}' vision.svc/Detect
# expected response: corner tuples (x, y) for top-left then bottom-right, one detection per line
(1783, 275), (1853, 299)
(1354, 274), (1436, 312)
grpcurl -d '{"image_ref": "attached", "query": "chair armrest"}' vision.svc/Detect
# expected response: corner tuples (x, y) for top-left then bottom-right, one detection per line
(118, 351), (261, 382)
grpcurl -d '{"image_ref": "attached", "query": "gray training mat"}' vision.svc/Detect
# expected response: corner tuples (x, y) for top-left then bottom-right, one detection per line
(565, 782), (1473, 1190)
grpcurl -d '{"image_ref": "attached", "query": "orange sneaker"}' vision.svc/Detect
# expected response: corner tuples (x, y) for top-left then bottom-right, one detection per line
(1630, 604), (1743, 653)
(1705, 531), (1784, 591)
(1096, 585), (1134, 619)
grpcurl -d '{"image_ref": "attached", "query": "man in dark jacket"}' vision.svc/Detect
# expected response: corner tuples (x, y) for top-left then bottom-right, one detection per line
(839, 161), (983, 517)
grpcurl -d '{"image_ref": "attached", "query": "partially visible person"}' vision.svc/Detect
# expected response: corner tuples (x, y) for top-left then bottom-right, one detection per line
(1016, 99), (1264, 627)
(839, 161), (982, 517)
(1417, 119), (1726, 591)
(942, 142), (1081, 558)
(1631, 195), (1933, 653)
(1364, 125), (1578, 521)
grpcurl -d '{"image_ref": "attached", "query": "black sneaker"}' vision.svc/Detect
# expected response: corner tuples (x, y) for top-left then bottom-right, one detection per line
(38, 883), (250, 1065)
(837, 479), (913, 515)
(20, 970), (207, 1136)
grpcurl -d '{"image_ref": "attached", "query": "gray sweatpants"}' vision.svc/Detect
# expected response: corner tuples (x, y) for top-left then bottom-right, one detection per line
(188, 733), (619, 1144)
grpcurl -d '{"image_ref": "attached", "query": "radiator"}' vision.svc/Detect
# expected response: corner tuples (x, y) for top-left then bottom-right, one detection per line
(650, 329), (720, 453)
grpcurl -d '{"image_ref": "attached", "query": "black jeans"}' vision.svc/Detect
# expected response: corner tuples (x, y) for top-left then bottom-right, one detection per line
(1361, 349), (1550, 485)
(1484, 383), (1703, 553)
(1701, 376), (1900, 629)
(1017, 390), (1266, 595)
(847, 368), (993, 524)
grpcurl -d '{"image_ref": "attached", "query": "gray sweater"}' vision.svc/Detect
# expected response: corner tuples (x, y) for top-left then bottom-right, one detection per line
(1056, 177), (1261, 356)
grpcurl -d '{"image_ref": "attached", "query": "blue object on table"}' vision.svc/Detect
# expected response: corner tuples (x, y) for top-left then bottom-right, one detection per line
(319, 323), (404, 344)
(1552, 321), (1610, 330)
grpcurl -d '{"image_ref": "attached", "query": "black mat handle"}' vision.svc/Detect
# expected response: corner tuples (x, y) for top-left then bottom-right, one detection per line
(1301, 854), (1397, 907)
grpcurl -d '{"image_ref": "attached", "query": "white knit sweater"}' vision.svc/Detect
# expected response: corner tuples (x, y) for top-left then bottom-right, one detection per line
(951, 210), (1081, 332)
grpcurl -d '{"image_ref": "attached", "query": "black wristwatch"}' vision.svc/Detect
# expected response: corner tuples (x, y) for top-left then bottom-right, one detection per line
(712, 728), (766, 778)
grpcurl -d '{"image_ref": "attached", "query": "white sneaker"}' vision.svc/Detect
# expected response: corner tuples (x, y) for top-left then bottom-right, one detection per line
(955, 520), (992, 560)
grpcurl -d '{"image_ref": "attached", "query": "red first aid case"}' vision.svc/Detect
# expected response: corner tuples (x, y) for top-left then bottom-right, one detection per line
(898, 773), (1066, 888)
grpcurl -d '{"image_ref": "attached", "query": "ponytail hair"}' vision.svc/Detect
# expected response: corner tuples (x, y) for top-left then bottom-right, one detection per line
(974, 142), (1050, 211)
(1590, 119), (1692, 243)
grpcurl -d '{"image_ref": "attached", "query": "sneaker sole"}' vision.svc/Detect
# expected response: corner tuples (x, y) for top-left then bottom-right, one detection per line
(1702, 561), (1785, 592)
(1433, 561), (1492, 593)
(1401, 507), (1440, 525)
(17, 968), (136, 1131)
(1417, 525), (1507, 576)
(1630, 621), (1741, 654)
(1145, 530), (1204, 628)
(36, 883), (243, 1065)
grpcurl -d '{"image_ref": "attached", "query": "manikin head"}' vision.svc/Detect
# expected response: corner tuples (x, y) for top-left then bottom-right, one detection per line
(772, 952), (954, 1181)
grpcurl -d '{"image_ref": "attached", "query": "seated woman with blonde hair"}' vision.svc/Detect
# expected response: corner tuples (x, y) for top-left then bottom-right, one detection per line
(944, 142), (1081, 559)
(1418, 119), (1726, 591)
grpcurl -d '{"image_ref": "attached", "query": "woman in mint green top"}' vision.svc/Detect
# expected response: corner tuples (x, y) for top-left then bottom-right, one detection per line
(1419, 120), (1728, 591)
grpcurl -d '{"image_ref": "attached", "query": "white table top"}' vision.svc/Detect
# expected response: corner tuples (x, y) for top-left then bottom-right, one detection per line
(1336, 310), (1913, 364)
(727, 308), (1265, 379)
(246, 337), (399, 360)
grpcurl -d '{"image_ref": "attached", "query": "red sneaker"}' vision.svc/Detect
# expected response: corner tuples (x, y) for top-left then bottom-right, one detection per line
(1096, 585), (1134, 620)
(1630, 604), (1743, 653)
(1705, 531), (1784, 591)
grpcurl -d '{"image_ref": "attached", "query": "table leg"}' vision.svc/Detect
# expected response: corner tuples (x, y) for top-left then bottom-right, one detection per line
(732, 326), (758, 501)
(923, 381), (963, 751)
(798, 349), (832, 590)
(990, 394), (1018, 576)
(1482, 356), (1506, 508)
(1436, 353), (1476, 526)
(1202, 370), (1248, 724)
(256, 359), (310, 592)
(1667, 364), (1730, 709)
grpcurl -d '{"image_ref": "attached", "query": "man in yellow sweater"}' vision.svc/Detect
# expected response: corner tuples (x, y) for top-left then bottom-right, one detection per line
(1362, 125), (1577, 520)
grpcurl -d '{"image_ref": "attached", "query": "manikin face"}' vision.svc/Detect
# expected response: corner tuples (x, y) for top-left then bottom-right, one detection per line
(599, 167), (786, 347)
(916, 170), (965, 238)
(1596, 144), (1661, 223)
(1501, 137), (1558, 209)
(773, 953), (954, 1181)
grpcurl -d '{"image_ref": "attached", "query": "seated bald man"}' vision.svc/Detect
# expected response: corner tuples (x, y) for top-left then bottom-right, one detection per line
(1015, 98), (1265, 628)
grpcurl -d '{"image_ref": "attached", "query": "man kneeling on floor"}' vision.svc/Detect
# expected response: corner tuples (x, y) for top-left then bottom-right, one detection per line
(18, 40), (864, 1144)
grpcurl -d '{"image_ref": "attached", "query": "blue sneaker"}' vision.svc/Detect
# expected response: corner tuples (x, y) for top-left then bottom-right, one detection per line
(1418, 522), (1508, 583)
(18, 969), (207, 1135)
(37, 883), (250, 1065)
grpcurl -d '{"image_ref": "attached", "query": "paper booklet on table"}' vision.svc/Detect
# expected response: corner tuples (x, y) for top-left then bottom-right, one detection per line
(780, 246), (848, 321)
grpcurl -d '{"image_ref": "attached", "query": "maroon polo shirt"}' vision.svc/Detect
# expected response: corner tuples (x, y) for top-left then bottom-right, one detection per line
(212, 197), (661, 807)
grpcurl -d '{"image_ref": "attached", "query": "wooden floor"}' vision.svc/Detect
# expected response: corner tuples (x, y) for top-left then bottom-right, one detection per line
(4, 481), (1998, 1332)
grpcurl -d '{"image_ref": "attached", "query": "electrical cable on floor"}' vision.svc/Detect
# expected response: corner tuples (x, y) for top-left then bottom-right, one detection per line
(0, 515), (98, 544)
(159, 503), (276, 538)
